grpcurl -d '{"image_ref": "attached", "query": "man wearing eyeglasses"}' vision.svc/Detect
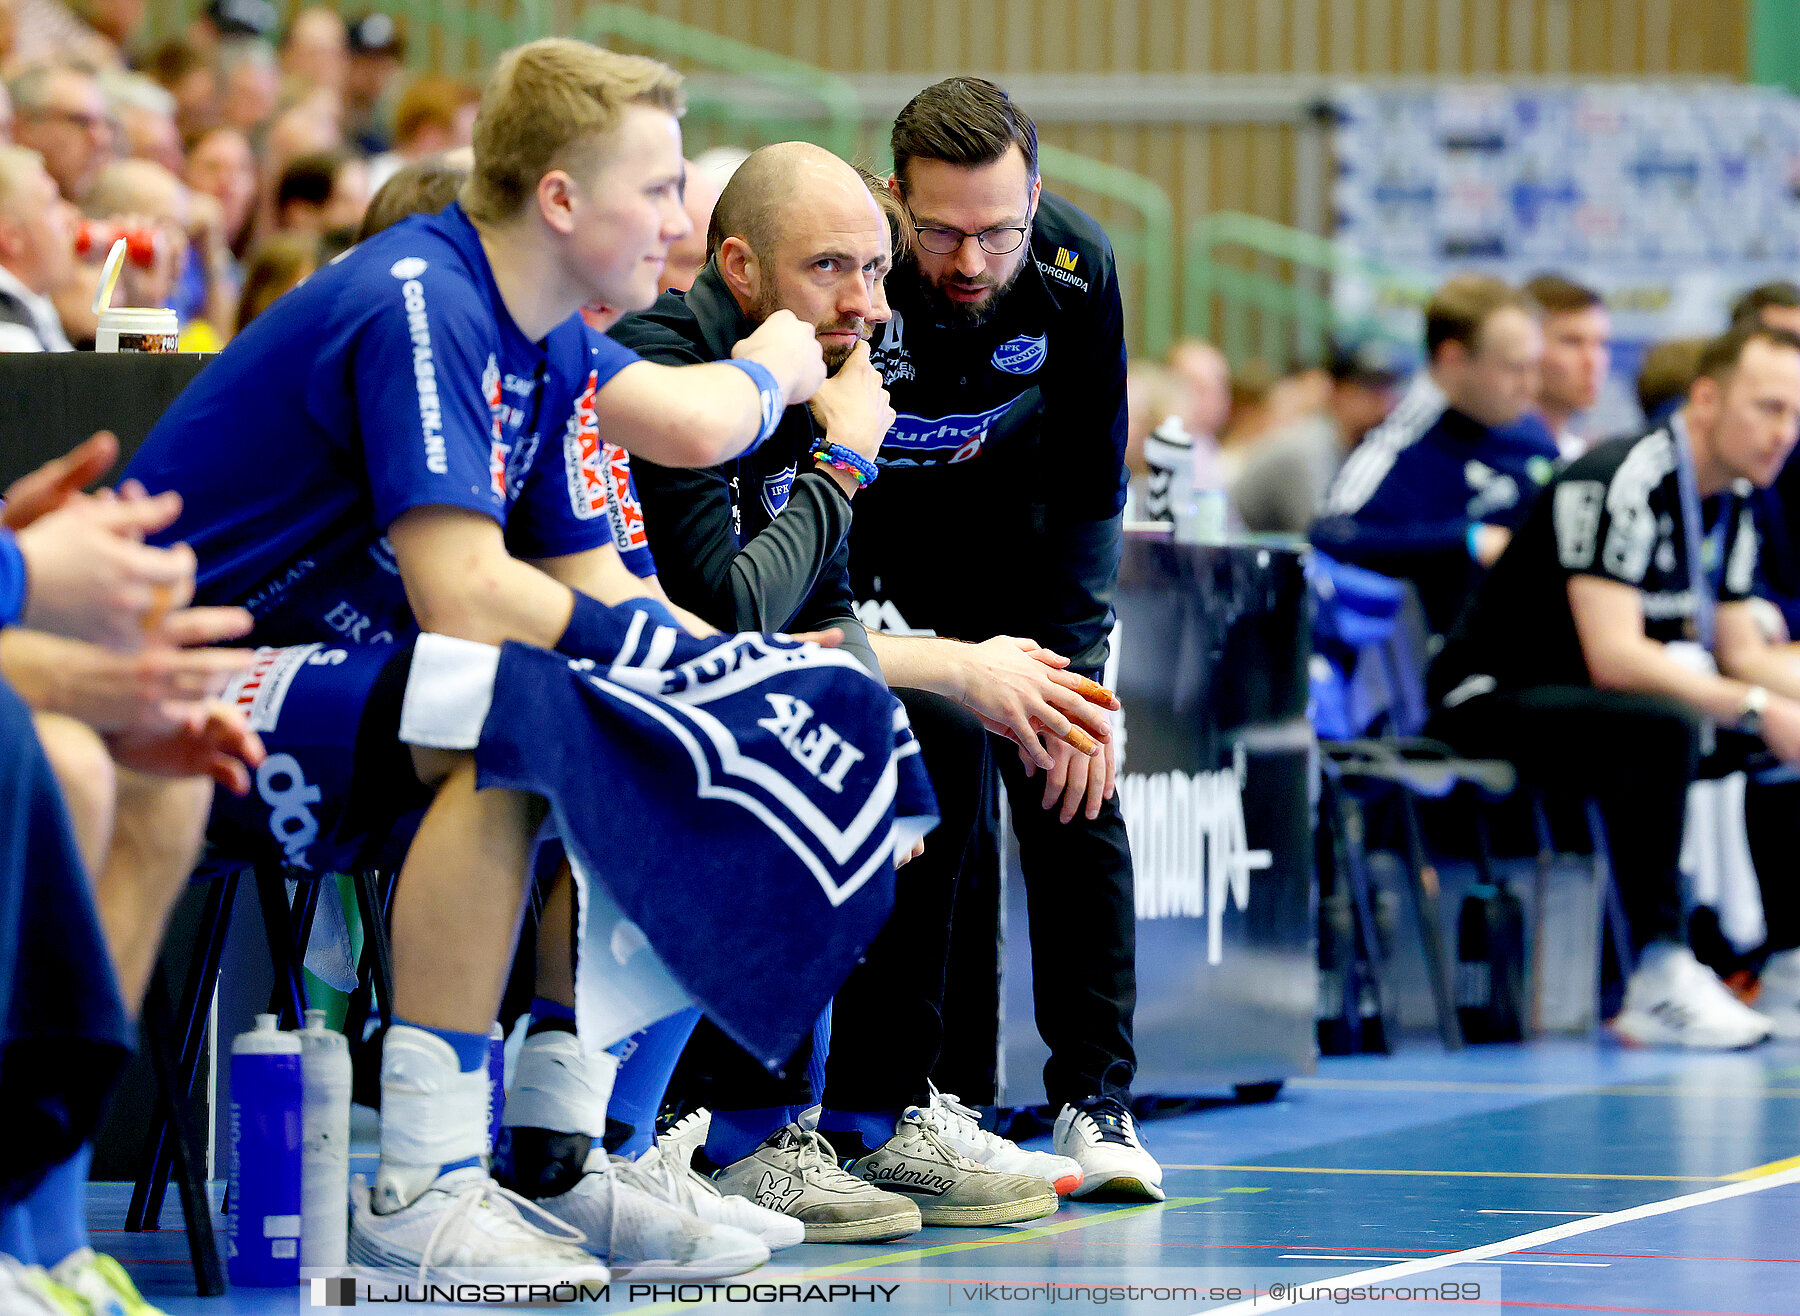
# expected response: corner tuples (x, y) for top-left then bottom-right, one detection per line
(851, 77), (1162, 1200)
(8, 65), (112, 204)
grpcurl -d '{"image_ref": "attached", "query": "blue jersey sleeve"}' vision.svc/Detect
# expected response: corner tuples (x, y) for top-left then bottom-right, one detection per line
(341, 262), (510, 533)
(509, 326), (649, 562)
(0, 530), (24, 628)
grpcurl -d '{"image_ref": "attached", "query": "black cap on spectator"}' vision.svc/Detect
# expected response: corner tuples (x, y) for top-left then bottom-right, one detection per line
(207, 0), (278, 39)
(348, 12), (405, 57)
(1328, 338), (1404, 389)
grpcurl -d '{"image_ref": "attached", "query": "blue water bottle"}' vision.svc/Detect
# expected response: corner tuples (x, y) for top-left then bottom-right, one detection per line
(229, 1014), (303, 1287)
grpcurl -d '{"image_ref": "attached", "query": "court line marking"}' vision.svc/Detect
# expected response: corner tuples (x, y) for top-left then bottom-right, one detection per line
(1198, 1164), (1800, 1314)
(1722, 1153), (1800, 1180)
(1479, 1210), (1601, 1216)
(1161, 1164), (1725, 1181)
(626, 1197), (1215, 1314)
(1290, 1077), (1800, 1098)
(1278, 1255), (1608, 1268)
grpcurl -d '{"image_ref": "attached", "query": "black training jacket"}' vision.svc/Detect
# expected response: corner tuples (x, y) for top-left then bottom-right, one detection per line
(848, 190), (1128, 675)
(608, 265), (877, 676)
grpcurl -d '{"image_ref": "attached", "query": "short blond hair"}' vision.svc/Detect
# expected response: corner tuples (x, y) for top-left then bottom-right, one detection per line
(464, 38), (684, 225)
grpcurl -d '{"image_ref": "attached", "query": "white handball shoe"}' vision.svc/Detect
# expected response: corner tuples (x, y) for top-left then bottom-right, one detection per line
(1753, 948), (1800, 1041)
(348, 1166), (612, 1290)
(532, 1149), (768, 1280)
(1611, 945), (1772, 1050)
(651, 1112), (807, 1249)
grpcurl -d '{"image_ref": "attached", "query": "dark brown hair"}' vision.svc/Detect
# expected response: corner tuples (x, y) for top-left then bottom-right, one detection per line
(890, 76), (1037, 192)
(1424, 273), (1534, 360)
(358, 158), (466, 240)
(1635, 336), (1706, 419)
(1729, 281), (1800, 328)
(1524, 272), (1603, 317)
(1694, 322), (1800, 384)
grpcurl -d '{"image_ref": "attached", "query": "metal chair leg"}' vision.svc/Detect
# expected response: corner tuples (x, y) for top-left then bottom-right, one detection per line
(1395, 787), (1464, 1050)
(139, 972), (225, 1295)
(128, 869), (240, 1233)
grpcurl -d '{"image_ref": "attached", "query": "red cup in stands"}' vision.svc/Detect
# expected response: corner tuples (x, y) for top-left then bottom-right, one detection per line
(74, 220), (160, 270)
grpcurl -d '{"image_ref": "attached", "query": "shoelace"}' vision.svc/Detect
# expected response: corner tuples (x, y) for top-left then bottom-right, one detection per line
(898, 1108), (989, 1172)
(416, 1177), (587, 1288)
(1077, 1100), (1142, 1150)
(929, 1086), (1010, 1158)
(787, 1127), (875, 1188)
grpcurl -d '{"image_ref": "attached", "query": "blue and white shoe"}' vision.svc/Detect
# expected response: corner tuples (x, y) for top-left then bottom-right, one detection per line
(1053, 1097), (1164, 1201)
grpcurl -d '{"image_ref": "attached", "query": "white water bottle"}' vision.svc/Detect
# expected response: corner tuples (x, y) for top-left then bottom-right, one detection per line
(298, 1009), (351, 1269)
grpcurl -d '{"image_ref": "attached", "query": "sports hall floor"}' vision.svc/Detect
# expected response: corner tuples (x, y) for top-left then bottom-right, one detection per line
(100, 1037), (1800, 1314)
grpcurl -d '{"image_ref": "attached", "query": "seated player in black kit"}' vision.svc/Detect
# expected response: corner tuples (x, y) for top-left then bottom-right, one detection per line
(1429, 323), (1800, 1048)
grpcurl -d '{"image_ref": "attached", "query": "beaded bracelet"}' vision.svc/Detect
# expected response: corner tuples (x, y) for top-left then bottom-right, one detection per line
(812, 441), (880, 488)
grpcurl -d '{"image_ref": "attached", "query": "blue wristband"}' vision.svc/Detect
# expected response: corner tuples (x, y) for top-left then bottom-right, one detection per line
(1466, 523), (1483, 560)
(725, 358), (785, 450)
(811, 441), (879, 488)
(555, 591), (683, 663)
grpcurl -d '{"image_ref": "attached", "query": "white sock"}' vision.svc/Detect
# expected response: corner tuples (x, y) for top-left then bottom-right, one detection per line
(373, 1025), (490, 1213)
(502, 1030), (617, 1138)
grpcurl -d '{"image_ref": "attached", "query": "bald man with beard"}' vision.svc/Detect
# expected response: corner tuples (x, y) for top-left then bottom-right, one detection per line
(590, 142), (1108, 1242)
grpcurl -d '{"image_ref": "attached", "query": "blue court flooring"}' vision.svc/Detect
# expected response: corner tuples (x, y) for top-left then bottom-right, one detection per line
(98, 1036), (1800, 1313)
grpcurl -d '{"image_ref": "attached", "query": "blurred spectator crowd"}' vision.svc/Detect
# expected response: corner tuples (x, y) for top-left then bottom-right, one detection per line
(0, 0), (467, 350)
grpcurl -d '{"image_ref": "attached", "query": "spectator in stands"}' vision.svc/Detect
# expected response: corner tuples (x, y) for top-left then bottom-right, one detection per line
(249, 93), (339, 238)
(1429, 323), (1800, 1048)
(98, 70), (180, 174)
(611, 142), (1093, 1239)
(183, 124), (256, 255)
(280, 4), (346, 95)
(367, 74), (479, 193)
(9, 63), (110, 203)
(1637, 336), (1706, 431)
(68, 0), (144, 65)
(231, 228), (313, 333)
(1168, 336), (1230, 444)
(86, 156), (237, 346)
(189, 0), (278, 54)
(658, 157), (717, 295)
(342, 10), (405, 155)
(145, 37), (217, 140)
(1525, 272), (1611, 459)
(1313, 273), (1555, 632)
(1233, 341), (1402, 535)
(1122, 361), (1187, 522)
(215, 34), (278, 133)
(273, 148), (368, 235)
(0, 145), (75, 351)
(4, 0), (114, 72)
(1217, 358), (1279, 480)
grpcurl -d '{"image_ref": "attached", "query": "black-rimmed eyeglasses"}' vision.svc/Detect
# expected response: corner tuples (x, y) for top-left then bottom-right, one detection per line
(912, 224), (1028, 256)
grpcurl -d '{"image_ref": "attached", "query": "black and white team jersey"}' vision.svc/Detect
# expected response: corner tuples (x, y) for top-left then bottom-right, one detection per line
(847, 191), (1128, 675)
(1430, 417), (1759, 707)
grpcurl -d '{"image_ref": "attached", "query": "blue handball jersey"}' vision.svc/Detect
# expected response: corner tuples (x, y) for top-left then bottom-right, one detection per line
(126, 204), (644, 649)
